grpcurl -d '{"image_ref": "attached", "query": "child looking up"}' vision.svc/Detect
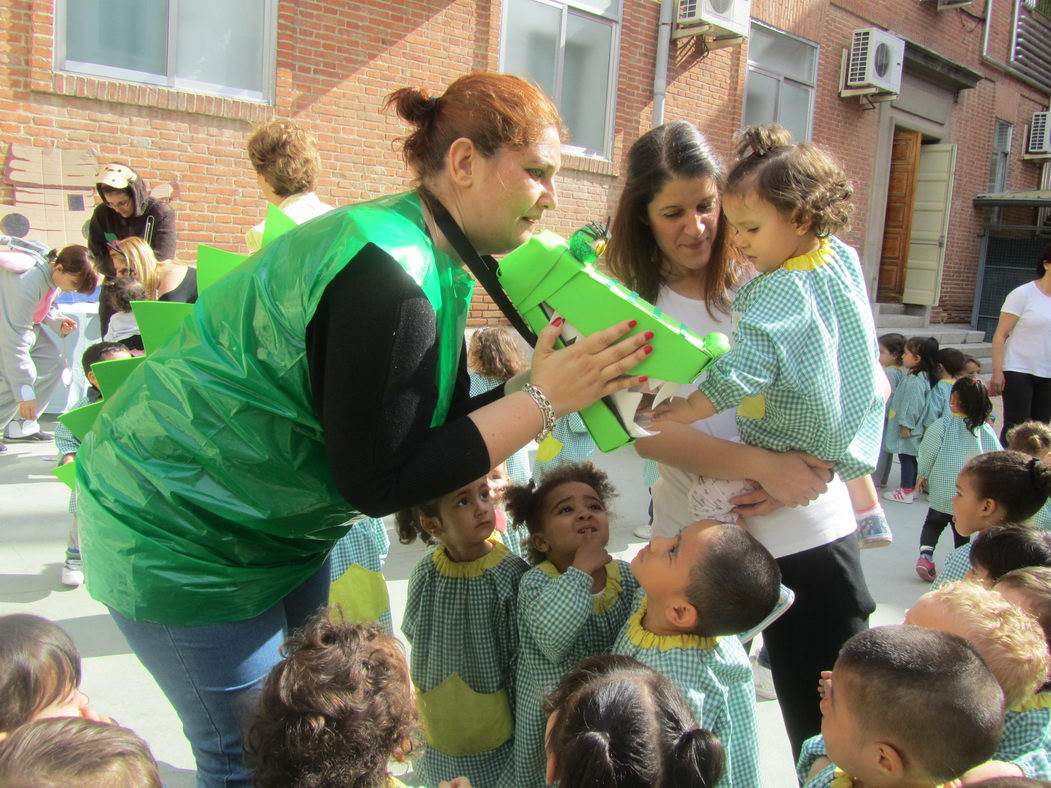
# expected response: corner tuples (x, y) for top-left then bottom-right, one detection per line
(799, 625), (1008, 787)
(397, 476), (529, 788)
(934, 451), (1051, 588)
(542, 654), (725, 788)
(913, 377), (1000, 581)
(654, 124), (890, 548)
(503, 462), (640, 787)
(1006, 421), (1051, 530)
(874, 332), (906, 489)
(884, 336), (941, 503)
(54, 341), (131, 587)
(614, 520), (781, 787)
(968, 525), (1051, 586)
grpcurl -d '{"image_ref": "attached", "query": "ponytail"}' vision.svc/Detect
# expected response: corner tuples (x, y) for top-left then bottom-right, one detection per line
(905, 336), (940, 388)
(664, 728), (725, 788)
(951, 377), (992, 435)
(965, 451), (1051, 523)
(558, 732), (620, 788)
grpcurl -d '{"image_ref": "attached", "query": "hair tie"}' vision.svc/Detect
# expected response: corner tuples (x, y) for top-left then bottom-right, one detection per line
(750, 145), (763, 158)
(1029, 456), (1041, 486)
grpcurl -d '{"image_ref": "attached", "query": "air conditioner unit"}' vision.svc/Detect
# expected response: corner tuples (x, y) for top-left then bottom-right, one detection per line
(676, 0), (751, 39)
(936, 0), (973, 9)
(1028, 111), (1051, 156)
(846, 29), (905, 94)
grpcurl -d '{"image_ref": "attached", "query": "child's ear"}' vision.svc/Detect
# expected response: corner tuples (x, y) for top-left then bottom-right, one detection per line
(419, 515), (443, 540)
(667, 599), (699, 632)
(794, 216), (813, 236)
(531, 532), (550, 556)
(873, 740), (906, 779)
(86, 371), (98, 388)
(980, 498), (1000, 520)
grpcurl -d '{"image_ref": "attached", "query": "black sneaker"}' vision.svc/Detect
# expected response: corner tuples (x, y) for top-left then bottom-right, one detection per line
(7, 431), (54, 442)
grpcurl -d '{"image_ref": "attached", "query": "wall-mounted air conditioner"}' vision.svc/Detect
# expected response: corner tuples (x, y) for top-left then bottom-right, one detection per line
(676, 0), (751, 39)
(1028, 111), (1051, 156)
(936, 0), (974, 10)
(845, 29), (905, 95)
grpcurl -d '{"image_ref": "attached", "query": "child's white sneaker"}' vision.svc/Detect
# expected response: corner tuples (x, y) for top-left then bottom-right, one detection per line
(882, 488), (914, 504)
(632, 524), (652, 540)
(61, 559), (84, 587)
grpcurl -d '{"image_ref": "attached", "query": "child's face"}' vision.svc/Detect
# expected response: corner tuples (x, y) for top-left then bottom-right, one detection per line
(952, 471), (997, 536)
(818, 669), (869, 780)
(964, 360), (981, 377)
(902, 346), (920, 369)
(86, 350), (134, 390)
(532, 482), (609, 563)
(722, 192), (816, 273)
(423, 477), (495, 553)
(631, 520), (720, 601)
(878, 345), (900, 368)
(31, 684), (89, 723)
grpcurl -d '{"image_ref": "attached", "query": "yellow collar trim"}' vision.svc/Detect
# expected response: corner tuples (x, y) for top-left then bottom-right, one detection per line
(781, 237), (831, 272)
(433, 539), (508, 578)
(1011, 692), (1051, 713)
(536, 560), (624, 614)
(624, 598), (719, 651)
(831, 767), (948, 787)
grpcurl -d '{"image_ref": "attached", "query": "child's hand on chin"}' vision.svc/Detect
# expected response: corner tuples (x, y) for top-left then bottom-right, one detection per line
(572, 530), (612, 575)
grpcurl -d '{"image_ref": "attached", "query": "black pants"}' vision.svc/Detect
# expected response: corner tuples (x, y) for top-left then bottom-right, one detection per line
(919, 508), (969, 553)
(898, 453), (918, 489)
(1001, 371), (1051, 445)
(762, 533), (876, 759)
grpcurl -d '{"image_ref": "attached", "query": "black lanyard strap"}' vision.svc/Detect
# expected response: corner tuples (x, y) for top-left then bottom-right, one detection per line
(420, 189), (538, 346)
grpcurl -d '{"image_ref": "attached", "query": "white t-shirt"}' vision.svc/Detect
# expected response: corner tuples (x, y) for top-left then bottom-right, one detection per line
(650, 286), (856, 559)
(1002, 281), (1051, 378)
(104, 310), (139, 343)
(245, 192), (334, 252)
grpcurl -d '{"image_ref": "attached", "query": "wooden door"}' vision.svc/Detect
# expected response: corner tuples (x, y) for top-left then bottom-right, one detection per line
(902, 144), (957, 306)
(877, 129), (921, 303)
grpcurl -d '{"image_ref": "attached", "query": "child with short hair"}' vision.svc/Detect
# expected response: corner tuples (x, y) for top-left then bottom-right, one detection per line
(243, 612), (421, 788)
(1006, 421), (1051, 531)
(933, 451), (1051, 588)
(397, 476), (529, 788)
(907, 582), (1051, 779)
(613, 520), (781, 787)
(913, 377), (1000, 581)
(502, 462), (639, 787)
(884, 336), (942, 503)
(0, 614), (112, 736)
(542, 654), (725, 788)
(969, 525), (1051, 586)
(922, 347), (968, 427)
(54, 341), (132, 587)
(654, 123), (891, 549)
(798, 625), (1007, 787)
(874, 332), (907, 489)
(964, 355), (983, 377)
(0, 717), (161, 787)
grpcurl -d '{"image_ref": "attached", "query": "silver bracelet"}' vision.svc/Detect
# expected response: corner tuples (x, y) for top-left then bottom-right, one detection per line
(522, 383), (556, 443)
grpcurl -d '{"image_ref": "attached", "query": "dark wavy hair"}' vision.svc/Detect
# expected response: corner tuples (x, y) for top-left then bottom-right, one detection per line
(970, 525), (1051, 584)
(951, 376), (992, 435)
(544, 654), (724, 788)
(963, 451), (1051, 523)
(503, 461), (617, 564)
(244, 614), (419, 788)
(604, 120), (744, 313)
(0, 614), (81, 733)
(905, 336), (941, 388)
(878, 332), (905, 364)
(467, 326), (527, 380)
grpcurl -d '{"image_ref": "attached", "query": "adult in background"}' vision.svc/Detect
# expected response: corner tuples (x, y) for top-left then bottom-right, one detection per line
(245, 118), (333, 252)
(605, 120), (874, 757)
(989, 242), (1051, 443)
(87, 164), (177, 334)
(76, 73), (650, 787)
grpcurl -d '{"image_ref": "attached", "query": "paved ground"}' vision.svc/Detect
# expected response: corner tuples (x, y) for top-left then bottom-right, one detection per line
(1, 417), (948, 787)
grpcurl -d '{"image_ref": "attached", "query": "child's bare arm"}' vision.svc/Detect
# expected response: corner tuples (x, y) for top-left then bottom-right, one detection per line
(653, 390), (717, 425)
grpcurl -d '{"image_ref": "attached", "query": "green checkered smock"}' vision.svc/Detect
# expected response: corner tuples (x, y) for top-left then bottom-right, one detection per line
(532, 412), (596, 480)
(612, 591), (760, 788)
(1033, 500), (1051, 531)
(884, 372), (931, 455)
(697, 236), (883, 482)
(513, 559), (639, 787)
(922, 378), (953, 428)
(403, 540), (529, 788)
(932, 543), (972, 589)
(796, 735), (828, 784)
(998, 693), (1051, 779)
(918, 414), (1000, 515)
(55, 392), (94, 515)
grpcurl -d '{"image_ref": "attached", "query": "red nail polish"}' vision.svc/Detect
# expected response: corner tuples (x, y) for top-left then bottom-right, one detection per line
(552, 317), (564, 327)
(639, 375), (649, 382)
(628, 319), (638, 328)
(644, 345), (653, 355)
(644, 331), (655, 341)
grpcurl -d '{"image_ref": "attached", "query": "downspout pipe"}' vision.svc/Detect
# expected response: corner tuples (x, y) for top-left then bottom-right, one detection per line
(653, 0), (674, 127)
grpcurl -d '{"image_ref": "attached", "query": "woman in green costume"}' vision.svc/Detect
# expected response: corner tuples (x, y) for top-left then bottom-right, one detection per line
(75, 73), (651, 788)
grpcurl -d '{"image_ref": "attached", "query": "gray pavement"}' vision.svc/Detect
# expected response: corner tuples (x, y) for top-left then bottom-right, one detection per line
(1, 417), (943, 787)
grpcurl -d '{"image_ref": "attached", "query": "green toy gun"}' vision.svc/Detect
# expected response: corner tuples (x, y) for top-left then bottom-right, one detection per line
(497, 223), (729, 453)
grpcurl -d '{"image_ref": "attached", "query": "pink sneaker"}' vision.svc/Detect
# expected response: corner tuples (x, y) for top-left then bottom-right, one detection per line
(883, 488), (915, 504)
(915, 555), (936, 582)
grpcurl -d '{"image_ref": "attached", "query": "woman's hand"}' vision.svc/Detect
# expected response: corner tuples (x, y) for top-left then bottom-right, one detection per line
(988, 370), (1005, 397)
(729, 487), (784, 517)
(749, 450), (832, 508)
(530, 317), (652, 417)
(17, 399), (36, 421)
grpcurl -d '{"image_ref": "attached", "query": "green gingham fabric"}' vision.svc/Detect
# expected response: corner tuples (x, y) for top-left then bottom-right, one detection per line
(796, 735), (828, 784)
(469, 373), (531, 486)
(513, 560), (639, 787)
(1032, 500), (1051, 531)
(402, 541), (529, 788)
(998, 696), (1051, 779)
(531, 412), (596, 480)
(328, 518), (392, 632)
(697, 236), (883, 482)
(54, 392), (92, 515)
(922, 378), (953, 429)
(884, 373), (930, 456)
(612, 590), (760, 788)
(932, 543), (972, 589)
(643, 458), (660, 489)
(917, 414), (1000, 514)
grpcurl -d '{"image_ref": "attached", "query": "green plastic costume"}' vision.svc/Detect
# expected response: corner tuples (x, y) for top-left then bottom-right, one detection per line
(73, 191), (474, 626)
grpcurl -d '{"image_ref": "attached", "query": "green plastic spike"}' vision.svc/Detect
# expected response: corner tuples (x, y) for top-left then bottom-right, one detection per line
(197, 245), (248, 293)
(91, 356), (146, 399)
(52, 461), (77, 490)
(132, 301), (194, 355)
(261, 202), (298, 247)
(59, 400), (105, 442)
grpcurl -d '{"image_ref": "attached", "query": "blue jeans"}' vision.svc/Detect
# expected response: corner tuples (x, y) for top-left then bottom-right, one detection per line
(108, 559), (331, 787)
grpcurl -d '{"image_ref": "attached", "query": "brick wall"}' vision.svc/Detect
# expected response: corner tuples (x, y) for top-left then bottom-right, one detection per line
(0, 0), (1047, 327)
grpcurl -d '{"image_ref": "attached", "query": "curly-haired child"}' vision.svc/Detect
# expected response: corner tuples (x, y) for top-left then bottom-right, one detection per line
(1007, 421), (1051, 530)
(503, 462), (640, 787)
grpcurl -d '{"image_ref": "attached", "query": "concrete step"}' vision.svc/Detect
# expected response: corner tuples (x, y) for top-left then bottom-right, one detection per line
(875, 303), (906, 315)
(875, 313), (924, 328)
(941, 341), (993, 365)
(875, 323), (986, 344)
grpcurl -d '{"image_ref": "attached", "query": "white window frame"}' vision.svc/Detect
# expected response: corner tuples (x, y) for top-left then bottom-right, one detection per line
(53, 0), (278, 103)
(499, 0), (621, 159)
(743, 21), (819, 141)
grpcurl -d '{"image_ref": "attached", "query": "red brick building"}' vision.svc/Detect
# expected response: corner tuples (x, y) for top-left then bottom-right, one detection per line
(0, 0), (1048, 325)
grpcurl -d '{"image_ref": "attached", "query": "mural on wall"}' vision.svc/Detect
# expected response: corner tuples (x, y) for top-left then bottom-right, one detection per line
(0, 145), (175, 251)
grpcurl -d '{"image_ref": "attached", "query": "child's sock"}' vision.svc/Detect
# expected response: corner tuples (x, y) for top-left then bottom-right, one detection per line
(919, 546), (934, 559)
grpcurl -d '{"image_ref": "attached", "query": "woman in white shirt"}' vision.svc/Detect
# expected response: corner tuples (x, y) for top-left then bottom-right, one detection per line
(990, 243), (1051, 443)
